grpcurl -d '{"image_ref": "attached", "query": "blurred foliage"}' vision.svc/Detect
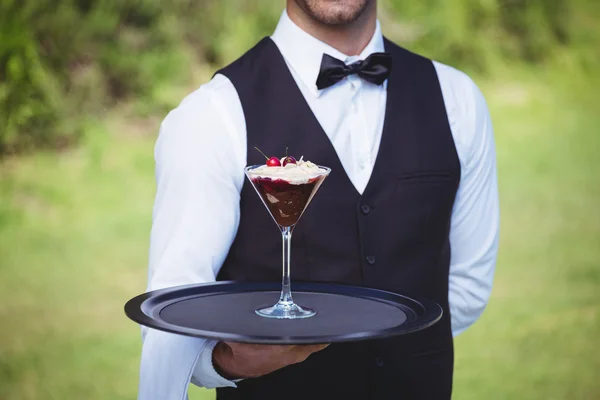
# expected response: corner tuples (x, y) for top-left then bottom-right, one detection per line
(0, 0), (598, 154)
(383, 0), (600, 72)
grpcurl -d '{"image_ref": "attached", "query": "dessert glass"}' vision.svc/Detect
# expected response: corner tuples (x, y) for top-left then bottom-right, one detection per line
(245, 164), (330, 319)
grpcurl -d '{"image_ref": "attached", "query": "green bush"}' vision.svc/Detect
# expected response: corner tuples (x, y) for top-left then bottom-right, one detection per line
(0, 0), (597, 155)
(0, 0), (190, 154)
(382, 0), (583, 70)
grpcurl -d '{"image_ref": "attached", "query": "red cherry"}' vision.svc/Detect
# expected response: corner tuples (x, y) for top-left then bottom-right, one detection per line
(254, 147), (281, 166)
(283, 156), (297, 166)
(266, 157), (281, 167)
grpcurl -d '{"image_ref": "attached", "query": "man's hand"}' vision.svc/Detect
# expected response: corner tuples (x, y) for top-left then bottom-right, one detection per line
(213, 341), (329, 379)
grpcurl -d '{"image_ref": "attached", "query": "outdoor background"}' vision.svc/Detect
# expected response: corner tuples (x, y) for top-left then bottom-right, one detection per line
(1, 0), (599, 399)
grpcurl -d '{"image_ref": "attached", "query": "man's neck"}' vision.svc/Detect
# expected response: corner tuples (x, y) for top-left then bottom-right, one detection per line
(286, 2), (377, 56)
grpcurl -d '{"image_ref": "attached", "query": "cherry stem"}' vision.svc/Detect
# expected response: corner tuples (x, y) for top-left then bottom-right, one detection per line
(285, 147), (288, 157)
(254, 146), (269, 160)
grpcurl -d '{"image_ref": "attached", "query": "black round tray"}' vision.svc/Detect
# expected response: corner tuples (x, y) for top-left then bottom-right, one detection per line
(125, 281), (442, 344)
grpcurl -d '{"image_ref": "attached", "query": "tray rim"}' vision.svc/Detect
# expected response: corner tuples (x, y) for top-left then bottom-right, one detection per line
(124, 281), (443, 344)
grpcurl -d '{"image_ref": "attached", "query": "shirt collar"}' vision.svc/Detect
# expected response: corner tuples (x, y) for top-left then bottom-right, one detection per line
(271, 9), (385, 98)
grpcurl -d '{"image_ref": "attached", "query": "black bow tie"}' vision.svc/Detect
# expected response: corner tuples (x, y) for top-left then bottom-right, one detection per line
(316, 52), (392, 90)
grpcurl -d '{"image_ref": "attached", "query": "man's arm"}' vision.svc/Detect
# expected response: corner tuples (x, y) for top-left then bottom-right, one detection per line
(138, 76), (329, 396)
(441, 66), (500, 336)
(139, 79), (246, 399)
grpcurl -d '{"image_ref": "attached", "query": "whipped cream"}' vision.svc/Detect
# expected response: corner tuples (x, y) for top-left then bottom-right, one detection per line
(248, 159), (329, 184)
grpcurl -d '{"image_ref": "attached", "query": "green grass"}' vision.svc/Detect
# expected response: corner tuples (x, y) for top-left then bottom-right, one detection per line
(453, 66), (600, 399)
(1, 64), (599, 399)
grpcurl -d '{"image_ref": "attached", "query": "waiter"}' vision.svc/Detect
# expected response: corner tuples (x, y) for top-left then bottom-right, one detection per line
(139, 0), (499, 399)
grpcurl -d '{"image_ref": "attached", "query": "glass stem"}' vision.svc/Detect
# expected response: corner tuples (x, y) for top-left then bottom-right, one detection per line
(279, 226), (293, 306)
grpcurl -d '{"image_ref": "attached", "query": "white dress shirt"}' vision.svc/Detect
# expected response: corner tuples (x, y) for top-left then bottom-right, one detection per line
(138, 10), (499, 400)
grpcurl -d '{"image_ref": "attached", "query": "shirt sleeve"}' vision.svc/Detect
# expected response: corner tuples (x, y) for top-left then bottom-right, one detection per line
(442, 68), (500, 336)
(139, 77), (246, 399)
(191, 340), (244, 389)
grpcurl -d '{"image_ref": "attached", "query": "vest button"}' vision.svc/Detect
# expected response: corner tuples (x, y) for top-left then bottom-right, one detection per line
(366, 255), (376, 265)
(375, 356), (384, 367)
(360, 204), (371, 215)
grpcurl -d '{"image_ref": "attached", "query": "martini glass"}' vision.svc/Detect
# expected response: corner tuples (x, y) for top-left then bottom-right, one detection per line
(245, 165), (330, 319)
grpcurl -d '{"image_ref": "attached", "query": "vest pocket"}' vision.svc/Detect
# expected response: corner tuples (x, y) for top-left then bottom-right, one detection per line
(397, 171), (455, 182)
(410, 343), (452, 359)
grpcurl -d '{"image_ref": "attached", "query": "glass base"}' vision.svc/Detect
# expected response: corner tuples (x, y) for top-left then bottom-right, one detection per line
(255, 301), (316, 319)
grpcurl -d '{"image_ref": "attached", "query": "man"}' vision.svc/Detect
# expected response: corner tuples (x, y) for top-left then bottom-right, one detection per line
(139, 0), (499, 399)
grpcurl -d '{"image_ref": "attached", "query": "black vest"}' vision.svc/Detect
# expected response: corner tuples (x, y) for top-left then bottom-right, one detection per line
(215, 38), (460, 400)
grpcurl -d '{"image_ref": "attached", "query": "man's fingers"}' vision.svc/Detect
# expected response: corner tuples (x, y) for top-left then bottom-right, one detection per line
(226, 342), (296, 353)
(300, 343), (330, 353)
(288, 344), (329, 363)
(287, 344), (329, 360)
(224, 342), (328, 358)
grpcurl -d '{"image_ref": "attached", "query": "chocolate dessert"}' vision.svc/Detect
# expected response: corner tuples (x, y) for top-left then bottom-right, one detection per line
(245, 154), (329, 228)
(251, 176), (325, 227)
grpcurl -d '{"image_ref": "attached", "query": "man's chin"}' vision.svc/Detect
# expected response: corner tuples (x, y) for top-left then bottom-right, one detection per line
(294, 0), (373, 26)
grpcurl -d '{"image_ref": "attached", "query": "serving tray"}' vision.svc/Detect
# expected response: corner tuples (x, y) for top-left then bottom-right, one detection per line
(124, 281), (442, 344)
